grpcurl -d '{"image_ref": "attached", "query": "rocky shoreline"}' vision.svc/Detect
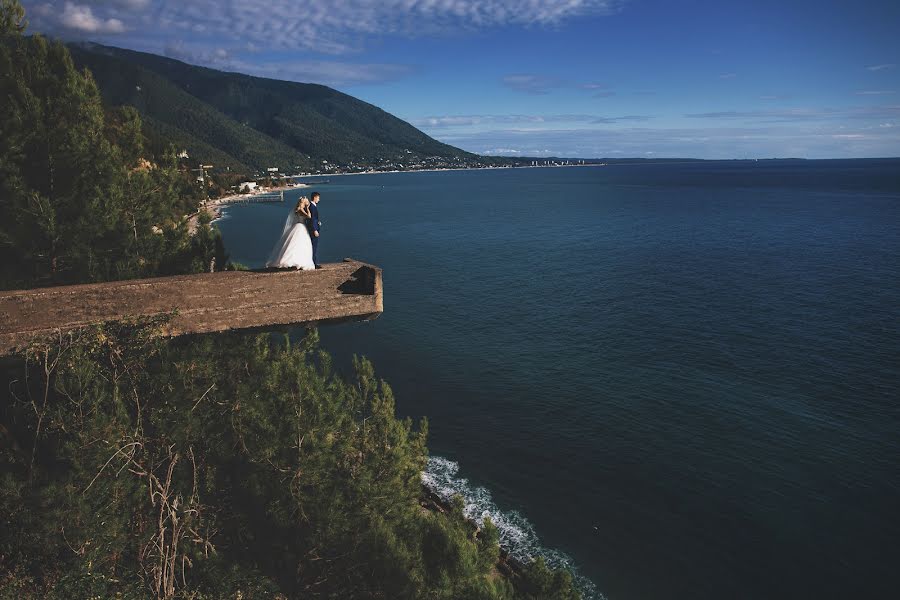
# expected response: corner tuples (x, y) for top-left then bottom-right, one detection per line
(419, 485), (530, 583)
(188, 183), (309, 233)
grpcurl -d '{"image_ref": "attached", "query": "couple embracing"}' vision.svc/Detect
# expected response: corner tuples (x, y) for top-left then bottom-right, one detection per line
(266, 191), (322, 270)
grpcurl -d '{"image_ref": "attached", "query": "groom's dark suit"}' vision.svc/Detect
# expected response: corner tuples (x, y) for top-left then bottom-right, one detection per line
(306, 202), (321, 267)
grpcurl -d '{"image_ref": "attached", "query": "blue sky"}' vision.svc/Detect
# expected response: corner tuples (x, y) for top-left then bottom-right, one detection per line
(23, 0), (900, 158)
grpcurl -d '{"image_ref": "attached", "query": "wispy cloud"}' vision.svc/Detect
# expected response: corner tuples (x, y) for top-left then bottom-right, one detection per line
(686, 105), (900, 122)
(719, 72), (737, 79)
(579, 83), (616, 98)
(434, 123), (900, 159)
(502, 76), (619, 96)
(501, 74), (564, 95)
(162, 41), (414, 87)
(46, 2), (127, 34)
(855, 90), (896, 96)
(480, 148), (525, 154)
(866, 64), (896, 72)
(24, 0), (626, 85)
(411, 114), (651, 129)
(25, 0), (625, 54)
(593, 115), (651, 123)
(111, 0), (152, 8)
(250, 61), (414, 87)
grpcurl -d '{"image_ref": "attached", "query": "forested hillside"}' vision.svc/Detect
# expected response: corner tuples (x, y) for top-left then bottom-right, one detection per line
(1, 3), (579, 597)
(0, 32), (224, 289)
(67, 43), (479, 173)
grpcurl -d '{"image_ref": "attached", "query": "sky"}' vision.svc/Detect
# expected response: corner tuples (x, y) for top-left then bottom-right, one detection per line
(21, 0), (900, 159)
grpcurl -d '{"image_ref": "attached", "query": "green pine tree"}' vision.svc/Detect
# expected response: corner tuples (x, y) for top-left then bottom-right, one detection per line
(0, 0), (26, 35)
(0, 0), (220, 289)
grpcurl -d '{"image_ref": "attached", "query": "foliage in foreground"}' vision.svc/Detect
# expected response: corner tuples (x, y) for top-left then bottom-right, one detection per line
(0, 324), (579, 599)
(0, 6), (225, 290)
(0, 4), (581, 597)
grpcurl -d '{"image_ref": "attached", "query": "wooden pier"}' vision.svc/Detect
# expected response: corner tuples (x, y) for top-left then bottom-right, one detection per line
(221, 190), (285, 204)
(0, 260), (382, 355)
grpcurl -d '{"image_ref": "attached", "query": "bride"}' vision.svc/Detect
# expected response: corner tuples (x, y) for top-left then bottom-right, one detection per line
(266, 196), (316, 270)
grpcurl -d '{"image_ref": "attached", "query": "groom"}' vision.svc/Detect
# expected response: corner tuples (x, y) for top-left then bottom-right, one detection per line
(307, 191), (322, 269)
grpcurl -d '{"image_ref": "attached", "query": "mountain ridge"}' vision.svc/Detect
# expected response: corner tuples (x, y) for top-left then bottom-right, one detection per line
(67, 42), (483, 173)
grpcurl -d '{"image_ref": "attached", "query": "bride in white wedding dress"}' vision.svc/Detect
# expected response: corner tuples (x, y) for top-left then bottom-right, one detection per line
(266, 197), (316, 269)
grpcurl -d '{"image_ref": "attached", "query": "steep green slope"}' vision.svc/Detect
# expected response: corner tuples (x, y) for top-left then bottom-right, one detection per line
(68, 43), (477, 171)
(67, 44), (308, 172)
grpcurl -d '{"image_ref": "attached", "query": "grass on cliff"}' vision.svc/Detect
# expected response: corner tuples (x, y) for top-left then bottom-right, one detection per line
(0, 323), (579, 599)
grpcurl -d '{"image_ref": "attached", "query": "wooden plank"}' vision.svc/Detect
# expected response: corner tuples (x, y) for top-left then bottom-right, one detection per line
(0, 260), (382, 355)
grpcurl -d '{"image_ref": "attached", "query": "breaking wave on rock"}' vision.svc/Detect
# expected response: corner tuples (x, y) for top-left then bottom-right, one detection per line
(422, 456), (603, 600)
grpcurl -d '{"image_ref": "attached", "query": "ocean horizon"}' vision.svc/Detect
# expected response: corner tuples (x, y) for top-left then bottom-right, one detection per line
(216, 159), (900, 599)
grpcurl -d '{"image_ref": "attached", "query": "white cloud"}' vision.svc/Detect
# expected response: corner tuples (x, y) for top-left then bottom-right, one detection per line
(163, 41), (415, 86)
(686, 105), (900, 122)
(23, 0), (625, 85)
(501, 75), (620, 96)
(25, 0), (624, 54)
(435, 123), (900, 159)
(411, 114), (651, 129)
(60, 2), (126, 33)
(501, 74), (563, 94)
(579, 83), (616, 97)
(481, 148), (523, 154)
(414, 114), (579, 127)
(855, 90), (896, 96)
(256, 61), (414, 87)
(103, 0), (152, 8)
(866, 64), (896, 72)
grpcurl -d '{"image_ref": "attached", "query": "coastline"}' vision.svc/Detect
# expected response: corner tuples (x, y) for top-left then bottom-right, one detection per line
(190, 183), (309, 231)
(419, 485), (531, 583)
(290, 163), (605, 180)
(421, 455), (600, 598)
(200, 166), (602, 229)
(200, 165), (602, 229)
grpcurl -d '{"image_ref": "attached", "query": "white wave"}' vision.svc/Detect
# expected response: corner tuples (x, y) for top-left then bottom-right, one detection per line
(422, 456), (604, 600)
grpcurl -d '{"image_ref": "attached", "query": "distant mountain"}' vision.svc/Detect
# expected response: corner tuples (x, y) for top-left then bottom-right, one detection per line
(67, 43), (480, 173)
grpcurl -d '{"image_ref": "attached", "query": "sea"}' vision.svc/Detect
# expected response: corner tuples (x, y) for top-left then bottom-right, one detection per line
(215, 159), (900, 600)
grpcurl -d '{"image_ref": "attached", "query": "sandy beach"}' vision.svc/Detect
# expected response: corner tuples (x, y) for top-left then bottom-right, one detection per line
(188, 182), (309, 233)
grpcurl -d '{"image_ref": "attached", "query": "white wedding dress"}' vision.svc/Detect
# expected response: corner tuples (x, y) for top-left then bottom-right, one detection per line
(266, 211), (315, 269)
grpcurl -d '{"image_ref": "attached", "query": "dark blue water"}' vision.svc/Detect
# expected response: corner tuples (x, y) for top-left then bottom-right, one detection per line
(217, 160), (900, 600)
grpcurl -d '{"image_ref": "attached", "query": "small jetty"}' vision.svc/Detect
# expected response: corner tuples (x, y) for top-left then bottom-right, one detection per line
(219, 190), (285, 204)
(0, 260), (382, 355)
